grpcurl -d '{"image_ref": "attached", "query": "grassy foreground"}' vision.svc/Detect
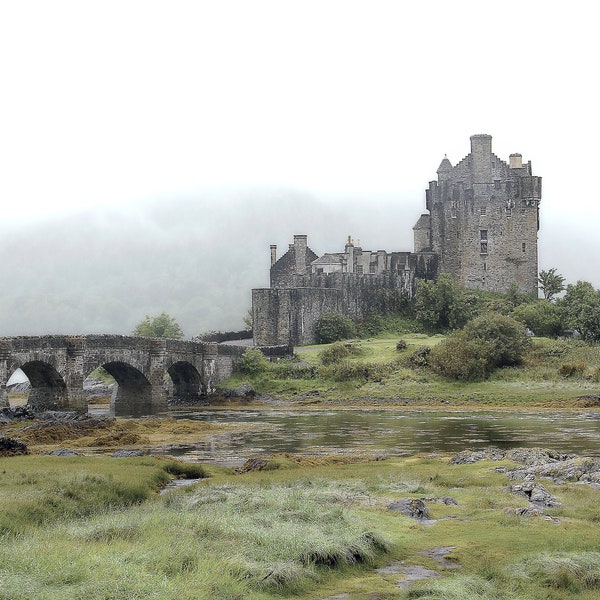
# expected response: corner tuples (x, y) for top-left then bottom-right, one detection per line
(1, 453), (599, 599)
(224, 335), (600, 409)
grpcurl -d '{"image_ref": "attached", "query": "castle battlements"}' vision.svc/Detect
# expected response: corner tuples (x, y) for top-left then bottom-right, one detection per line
(253, 134), (541, 346)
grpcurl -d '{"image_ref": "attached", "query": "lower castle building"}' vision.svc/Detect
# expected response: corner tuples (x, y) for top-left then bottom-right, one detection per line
(253, 134), (541, 346)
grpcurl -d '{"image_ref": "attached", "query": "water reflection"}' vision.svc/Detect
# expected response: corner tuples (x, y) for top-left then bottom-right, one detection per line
(166, 409), (600, 465)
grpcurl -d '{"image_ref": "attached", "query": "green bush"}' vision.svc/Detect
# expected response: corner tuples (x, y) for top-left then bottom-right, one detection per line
(429, 333), (489, 381)
(512, 300), (564, 337)
(558, 363), (586, 378)
(430, 313), (530, 381)
(240, 348), (269, 376)
(396, 339), (407, 351)
(409, 345), (431, 367)
(319, 342), (363, 365)
(314, 313), (356, 344)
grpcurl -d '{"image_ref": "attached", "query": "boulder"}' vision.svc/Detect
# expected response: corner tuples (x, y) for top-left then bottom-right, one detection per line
(0, 436), (29, 456)
(388, 498), (431, 520)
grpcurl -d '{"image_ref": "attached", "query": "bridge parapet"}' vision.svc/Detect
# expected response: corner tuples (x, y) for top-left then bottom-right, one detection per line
(0, 334), (251, 415)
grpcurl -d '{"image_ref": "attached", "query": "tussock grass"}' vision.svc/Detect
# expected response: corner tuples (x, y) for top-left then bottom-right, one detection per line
(2, 453), (600, 598)
(514, 552), (600, 592)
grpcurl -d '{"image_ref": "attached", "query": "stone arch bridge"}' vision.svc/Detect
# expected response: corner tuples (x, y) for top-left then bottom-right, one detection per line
(0, 335), (250, 416)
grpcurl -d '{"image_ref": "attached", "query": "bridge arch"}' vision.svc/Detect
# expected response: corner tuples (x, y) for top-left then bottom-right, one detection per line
(18, 361), (68, 411)
(101, 361), (153, 417)
(166, 361), (203, 405)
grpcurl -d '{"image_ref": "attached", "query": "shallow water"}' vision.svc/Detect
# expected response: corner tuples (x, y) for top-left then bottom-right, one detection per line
(165, 409), (600, 466)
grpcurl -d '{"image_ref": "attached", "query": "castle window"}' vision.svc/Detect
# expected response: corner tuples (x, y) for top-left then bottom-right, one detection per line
(522, 242), (526, 253)
(494, 180), (500, 190)
(480, 206), (487, 216)
(483, 262), (487, 271)
(480, 230), (488, 254)
(356, 265), (363, 275)
(506, 207), (513, 219)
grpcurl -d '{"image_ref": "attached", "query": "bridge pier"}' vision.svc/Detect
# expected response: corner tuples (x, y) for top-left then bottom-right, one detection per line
(0, 335), (248, 416)
(0, 343), (9, 408)
(202, 343), (219, 395)
(65, 337), (88, 413)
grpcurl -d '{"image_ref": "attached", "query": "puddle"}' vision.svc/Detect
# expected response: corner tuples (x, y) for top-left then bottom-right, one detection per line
(159, 478), (203, 495)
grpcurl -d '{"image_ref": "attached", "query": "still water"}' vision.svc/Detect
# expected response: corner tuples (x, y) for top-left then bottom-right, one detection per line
(167, 409), (600, 466)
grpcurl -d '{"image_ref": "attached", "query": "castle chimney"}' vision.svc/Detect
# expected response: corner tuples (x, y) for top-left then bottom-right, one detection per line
(509, 153), (523, 168)
(270, 245), (277, 267)
(293, 234), (308, 275)
(470, 134), (492, 183)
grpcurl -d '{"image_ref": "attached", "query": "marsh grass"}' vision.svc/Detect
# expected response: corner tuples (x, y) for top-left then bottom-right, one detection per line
(2, 454), (600, 599)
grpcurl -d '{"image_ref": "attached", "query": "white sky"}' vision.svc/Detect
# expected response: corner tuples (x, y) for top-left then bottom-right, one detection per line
(1, 1), (598, 280)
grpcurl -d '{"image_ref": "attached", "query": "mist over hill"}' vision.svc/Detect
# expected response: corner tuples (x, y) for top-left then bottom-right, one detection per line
(0, 189), (422, 338)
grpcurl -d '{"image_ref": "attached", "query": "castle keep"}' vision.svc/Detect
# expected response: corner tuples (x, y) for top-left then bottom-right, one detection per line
(253, 135), (541, 346)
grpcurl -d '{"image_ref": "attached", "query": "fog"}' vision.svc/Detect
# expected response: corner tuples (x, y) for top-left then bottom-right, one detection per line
(0, 182), (595, 339)
(0, 188), (420, 337)
(1, 4), (598, 338)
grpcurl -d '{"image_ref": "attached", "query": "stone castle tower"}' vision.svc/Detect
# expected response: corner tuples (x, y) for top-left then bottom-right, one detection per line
(413, 134), (541, 294)
(253, 134), (542, 345)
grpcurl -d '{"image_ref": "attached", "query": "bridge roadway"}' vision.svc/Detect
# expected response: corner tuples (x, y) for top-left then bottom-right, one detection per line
(0, 335), (248, 416)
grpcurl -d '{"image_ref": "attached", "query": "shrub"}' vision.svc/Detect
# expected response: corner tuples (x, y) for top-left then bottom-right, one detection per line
(430, 314), (530, 381)
(429, 333), (489, 381)
(314, 313), (356, 344)
(356, 314), (386, 337)
(558, 363), (586, 378)
(409, 345), (431, 367)
(396, 339), (407, 351)
(415, 274), (478, 330)
(319, 342), (352, 365)
(512, 300), (564, 337)
(464, 313), (531, 368)
(240, 348), (269, 376)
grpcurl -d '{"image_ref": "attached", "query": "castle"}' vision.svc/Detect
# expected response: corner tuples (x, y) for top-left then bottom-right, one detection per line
(253, 134), (542, 346)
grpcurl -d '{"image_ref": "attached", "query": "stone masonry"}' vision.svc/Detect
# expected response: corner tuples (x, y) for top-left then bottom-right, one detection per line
(253, 135), (541, 346)
(0, 335), (247, 416)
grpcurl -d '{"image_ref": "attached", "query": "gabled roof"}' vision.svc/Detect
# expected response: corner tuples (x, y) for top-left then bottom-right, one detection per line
(311, 253), (343, 266)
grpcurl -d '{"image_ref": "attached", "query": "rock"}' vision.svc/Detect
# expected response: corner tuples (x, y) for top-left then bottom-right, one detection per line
(47, 449), (79, 456)
(505, 482), (560, 507)
(230, 384), (256, 398)
(450, 447), (506, 464)
(0, 436), (29, 456)
(111, 450), (146, 457)
(0, 406), (36, 422)
(388, 498), (431, 520)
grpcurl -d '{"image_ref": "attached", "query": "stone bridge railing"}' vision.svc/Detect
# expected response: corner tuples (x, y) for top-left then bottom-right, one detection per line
(0, 335), (265, 416)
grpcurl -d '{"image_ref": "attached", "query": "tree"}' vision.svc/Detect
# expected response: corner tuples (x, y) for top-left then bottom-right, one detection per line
(560, 281), (600, 341)
(538, 268), (566, 301)
(132, 312), (184, 339)
(414, 274), (477, 330)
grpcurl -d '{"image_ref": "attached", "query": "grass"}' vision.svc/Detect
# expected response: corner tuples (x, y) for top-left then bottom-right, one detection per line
(1, 453), (600, 598)
(224, 335), (600, 408)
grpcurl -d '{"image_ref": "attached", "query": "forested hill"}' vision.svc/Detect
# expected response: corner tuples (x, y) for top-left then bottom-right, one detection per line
(0, 190), (418, 338)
